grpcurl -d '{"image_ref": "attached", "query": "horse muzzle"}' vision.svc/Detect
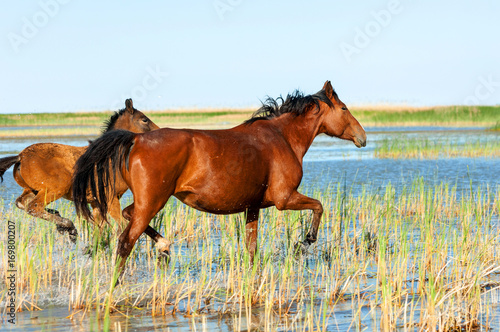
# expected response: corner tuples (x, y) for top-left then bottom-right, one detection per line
(353, 132), (367, 148)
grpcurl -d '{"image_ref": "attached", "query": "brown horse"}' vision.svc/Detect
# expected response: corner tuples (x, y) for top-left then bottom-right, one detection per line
(0, 99), (160, 242)
(72, 81), (367, 279)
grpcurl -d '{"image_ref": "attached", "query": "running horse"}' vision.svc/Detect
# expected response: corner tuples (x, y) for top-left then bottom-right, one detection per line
(72, 81), (367, 280)
(0, 99), (159, 242)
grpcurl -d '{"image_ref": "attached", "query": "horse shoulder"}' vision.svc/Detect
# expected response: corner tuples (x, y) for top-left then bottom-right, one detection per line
(238, 125), (302, 206)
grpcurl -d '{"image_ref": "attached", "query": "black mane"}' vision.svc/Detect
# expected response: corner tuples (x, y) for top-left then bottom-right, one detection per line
(102, 108), (127, 133)
(245, 89), (336, 124)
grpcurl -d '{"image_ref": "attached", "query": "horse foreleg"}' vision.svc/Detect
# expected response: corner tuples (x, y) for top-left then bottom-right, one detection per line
(122, 203), (170, 258)
(275, 191), (324, 249)
(245, 208), (260, 262)
(26, 189), (77, 243)
(116, 207), (158, 282)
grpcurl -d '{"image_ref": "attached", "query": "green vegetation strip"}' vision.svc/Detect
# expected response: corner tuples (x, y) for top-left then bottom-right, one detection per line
(0, 105), (498, 129)
(375, 138), (500, 159)
(0, 179), (499, 330)
(351, 105), (499, 127)
(0, 109), (253, 127)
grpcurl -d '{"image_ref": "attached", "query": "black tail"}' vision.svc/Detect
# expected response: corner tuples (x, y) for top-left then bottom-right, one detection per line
(72, 130), (136, 222)
(0, 155), (20, 182)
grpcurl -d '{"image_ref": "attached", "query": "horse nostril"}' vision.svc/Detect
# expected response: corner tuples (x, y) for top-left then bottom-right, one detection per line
(356, 137), (367, 148)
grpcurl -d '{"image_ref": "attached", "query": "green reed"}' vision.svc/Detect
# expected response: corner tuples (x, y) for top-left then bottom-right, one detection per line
(2, 105), (498, 128)
(0, 178), (499, 331)
(375, 137), (500, 159)
(351, 105), (499, 127)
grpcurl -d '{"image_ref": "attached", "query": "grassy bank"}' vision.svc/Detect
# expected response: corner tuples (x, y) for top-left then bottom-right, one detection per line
(350, 105), (500, 127)
(0, 109), (253, 128)
(1, 179), (499, 330)
(0, 105), (498, 138)
(0, 109), (253, 138)
(375, 138), (500, 159)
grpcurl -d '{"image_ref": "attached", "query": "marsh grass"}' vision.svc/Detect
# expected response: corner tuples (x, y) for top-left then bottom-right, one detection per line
(0, 127), (102, 138)
(1, 178), (499, 331)
(0, 109), (253, 128)
(375, 137), (500, 159)
(1, 105), (499, 138)
(351, 105), (500, 127)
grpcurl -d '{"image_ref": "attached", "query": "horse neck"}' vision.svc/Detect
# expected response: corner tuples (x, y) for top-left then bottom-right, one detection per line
(111, 115), (131, 132)
(276, 112), (322, 163)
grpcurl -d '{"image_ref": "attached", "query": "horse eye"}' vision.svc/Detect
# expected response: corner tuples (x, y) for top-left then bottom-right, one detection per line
(341, 107), (347, 111)
(141, 118), (148, 123)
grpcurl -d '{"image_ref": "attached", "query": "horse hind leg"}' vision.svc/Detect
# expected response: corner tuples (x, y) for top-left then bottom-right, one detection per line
(86, 198), (125, 254)
(245, 208), (260, 263)
(79, 202), (112, 256)
(15, 188), (36, 210)
(25, 189), (78, 243)
(90, 202), (107, 231)
(15, 188), (64, 222)
(122, 203), (171, 261)
(15, 190), (63, 217)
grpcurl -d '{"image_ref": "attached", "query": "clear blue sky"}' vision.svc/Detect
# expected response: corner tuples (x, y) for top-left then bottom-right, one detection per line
(1, 0), (499, 113)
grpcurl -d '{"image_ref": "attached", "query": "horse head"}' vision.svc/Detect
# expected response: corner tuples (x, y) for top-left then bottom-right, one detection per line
(317, 81), (366, 148)
(107, 99), (160, 133)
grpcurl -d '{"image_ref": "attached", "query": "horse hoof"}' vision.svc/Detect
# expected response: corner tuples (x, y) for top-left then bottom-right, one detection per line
(46, 208), (61, 217)
(68, 228), (78, 243)
(157, 249), (170, 266)
(56, 225), (66, 235)
(55, 225), (77, 243)
(293, 241), (310, 256)
(83, 244), (96, 256)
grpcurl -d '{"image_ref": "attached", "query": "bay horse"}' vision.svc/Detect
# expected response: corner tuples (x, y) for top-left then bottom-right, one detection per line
(0, 99), (160, 243)
(72, 81), (367, 280)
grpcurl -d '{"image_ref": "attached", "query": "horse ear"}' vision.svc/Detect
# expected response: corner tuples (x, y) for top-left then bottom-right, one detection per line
(323, 81), (334, 99)
(125, 99), (134, 114)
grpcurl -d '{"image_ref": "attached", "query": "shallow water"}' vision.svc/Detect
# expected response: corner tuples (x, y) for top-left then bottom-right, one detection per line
(0, 127), (499, 331)
(0, 127), (498, 204)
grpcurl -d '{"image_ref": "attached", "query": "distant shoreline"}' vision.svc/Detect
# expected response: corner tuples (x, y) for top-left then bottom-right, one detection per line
(0, 105), (498, 138)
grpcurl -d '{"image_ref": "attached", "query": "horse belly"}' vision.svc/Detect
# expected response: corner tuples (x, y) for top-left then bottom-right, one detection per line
(176, 191), (260, 214)
(175, 175), (267, 214)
